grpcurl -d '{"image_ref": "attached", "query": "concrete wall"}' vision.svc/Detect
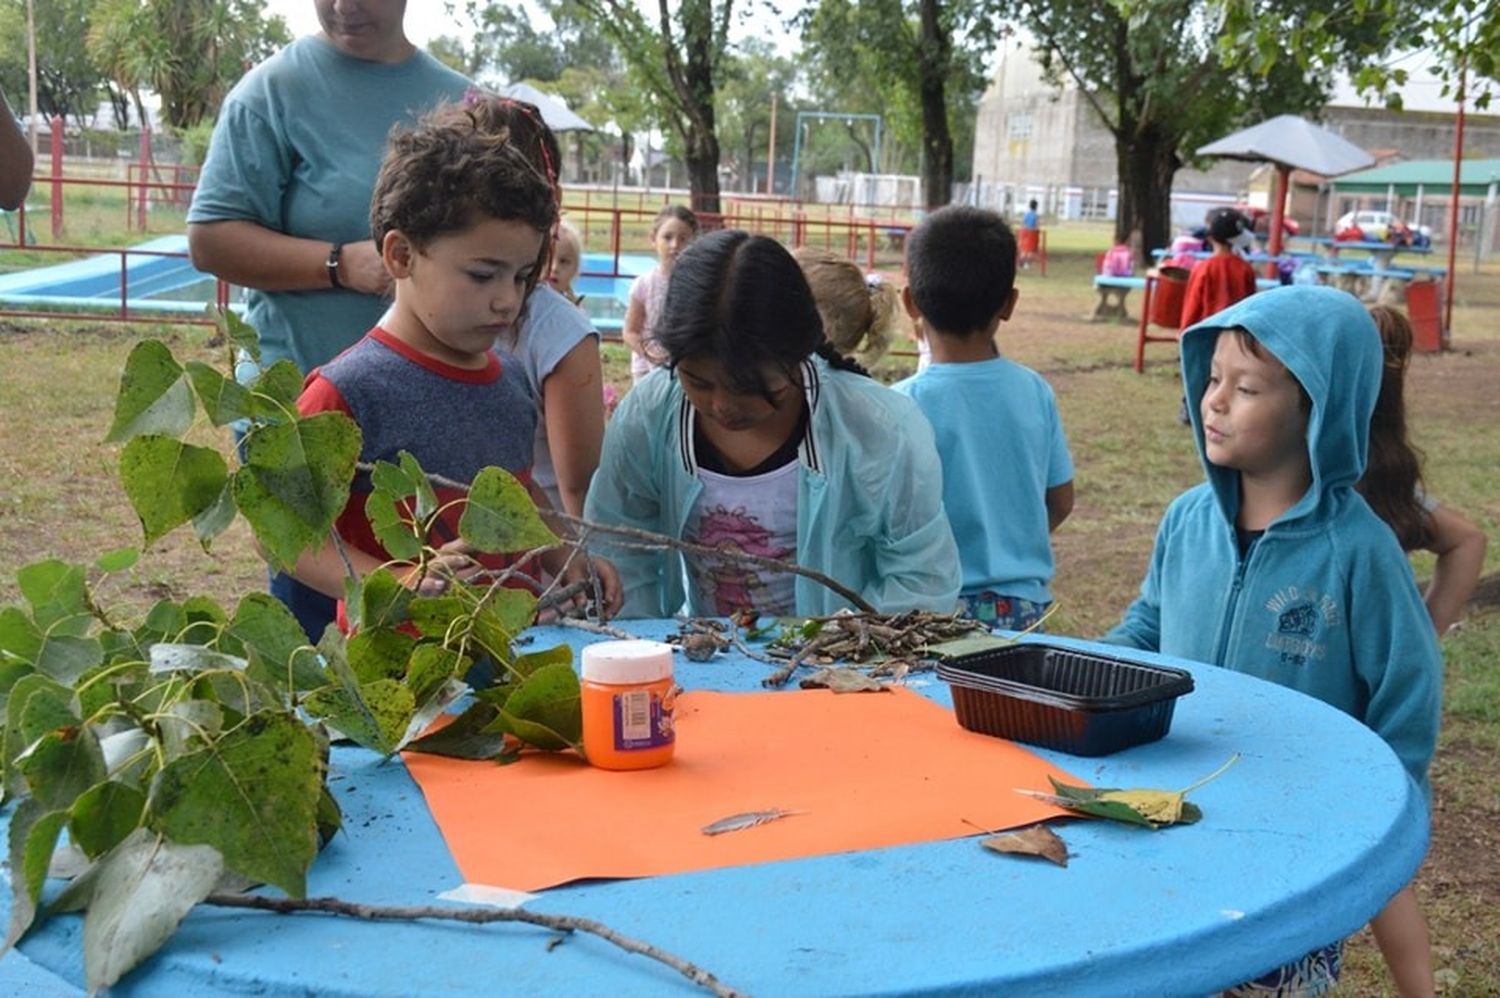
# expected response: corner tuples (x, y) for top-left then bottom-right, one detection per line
(970, 47), (1495, 214)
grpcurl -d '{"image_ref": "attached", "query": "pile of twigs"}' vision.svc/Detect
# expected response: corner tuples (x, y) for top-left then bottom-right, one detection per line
(669, 611), (989, 687)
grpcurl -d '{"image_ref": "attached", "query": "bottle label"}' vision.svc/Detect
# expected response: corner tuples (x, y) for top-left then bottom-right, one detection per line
(613, 688), (675, 751)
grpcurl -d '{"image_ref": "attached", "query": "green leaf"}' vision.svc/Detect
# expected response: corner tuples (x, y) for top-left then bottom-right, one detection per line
(35, 634), (104, 685)
(77, 659), (148, 724)
(398, 451), (440, 521)
(192, 482), (238, 548)
(148, 643), (247, 675)
(315, 785), (343, 847)
(0, 606), (43, 670)
(69, 781), (147, 859)
(354, 568), (413, 632)
(458, 466), (556, 554)
(119, 435), (231, 547)
(248, 359), (305, 423)
(158, 699), (226, 759)
(404, 701), (507, 759)
(16, 559), (91, 633)
(94, 546), (140, 574)
(305, 681), (415, 756)
(3, 800), (68, 952)
(365, 490), (424, 561)
(405, 644), (471, 705)
(81, 829), (225, 994)
(407, 594), (466, 638)
(232, 411), (360, 571)
(485, 663), (582, 752)
(148, 711), (322, 897)
(184, 360), (254, 426)
(19, 724), (107, 812)
(106, 340), (195, 443)
(469, 588), (539, 665)
(3, 674), (77, 796)
(213, 305), (261, 365)
(302, 630), (414, 756)
(347, 627), (416, 684)
(229, 593), (324, 692)
(395, 679), (468, 752)
(512, 643), (572, 678)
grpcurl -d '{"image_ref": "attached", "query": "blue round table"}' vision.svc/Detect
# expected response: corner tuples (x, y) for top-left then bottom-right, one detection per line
(7, 623), (1427, 996)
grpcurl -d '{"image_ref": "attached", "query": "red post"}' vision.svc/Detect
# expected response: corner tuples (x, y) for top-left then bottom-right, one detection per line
(1443, 60), (1466, 345)
(1266, 164), (1290, 281)
(1039, 230), (1048, 278)
(866, 217), (876, 270)
(49, 116), (63, 239)
(137, 127), (151, 231)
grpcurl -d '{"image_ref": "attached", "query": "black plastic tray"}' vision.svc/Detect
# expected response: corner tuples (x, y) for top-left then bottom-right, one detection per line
(936, 642), (1193, 756)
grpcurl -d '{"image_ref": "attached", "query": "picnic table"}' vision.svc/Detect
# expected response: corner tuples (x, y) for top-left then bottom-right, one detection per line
(5, 622), (1427, 996)
(1094, 273), (1279, 371)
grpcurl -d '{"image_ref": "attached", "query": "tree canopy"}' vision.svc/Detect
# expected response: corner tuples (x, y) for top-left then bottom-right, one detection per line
(1018, 0), (1347, 257)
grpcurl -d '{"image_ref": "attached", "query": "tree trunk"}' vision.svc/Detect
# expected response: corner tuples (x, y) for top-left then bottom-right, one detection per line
(678, 2), (722, 217)
(684, 119), (721, 217)
(1114, 127), (1180, 267)
(916, 0), (953, 209)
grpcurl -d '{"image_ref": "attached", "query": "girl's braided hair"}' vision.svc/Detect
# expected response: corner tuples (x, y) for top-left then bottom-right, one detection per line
(657, 230), (869, 400)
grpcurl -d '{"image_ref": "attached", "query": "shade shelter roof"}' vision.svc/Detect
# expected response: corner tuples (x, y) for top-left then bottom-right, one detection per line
(499, 82), (594, 132)
(1196, 114), (1375, 177)
(1330, 158), (1500, 196)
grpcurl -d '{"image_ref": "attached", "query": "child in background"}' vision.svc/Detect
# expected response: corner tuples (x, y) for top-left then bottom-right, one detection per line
(893, 206), (1074, 630)
(1018, 199), (1041, 269)
(548, 220), (583, 303)
(1107, 286), (1443, 995)
(1178, 207), (1259, 331)
(1356, 305), (1485, 998)
(1362, 305), (1488, 635)
(290, 99), (620, 614)
(482, 97), (605, 519)
(623, 204), (699, 384)
(586, 230), (961, 619)
(793, 247), (907, 369)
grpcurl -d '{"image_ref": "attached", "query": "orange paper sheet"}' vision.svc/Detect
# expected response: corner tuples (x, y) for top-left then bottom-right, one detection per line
(402, 688), (1080, 891)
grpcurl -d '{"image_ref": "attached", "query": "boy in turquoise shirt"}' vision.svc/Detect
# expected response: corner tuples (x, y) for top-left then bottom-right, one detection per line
(893, 206), (1074, 630)
(1107, 285), (1442, 993)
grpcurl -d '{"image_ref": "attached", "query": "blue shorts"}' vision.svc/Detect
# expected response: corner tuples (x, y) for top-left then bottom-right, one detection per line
(958, 592), (1049, 631)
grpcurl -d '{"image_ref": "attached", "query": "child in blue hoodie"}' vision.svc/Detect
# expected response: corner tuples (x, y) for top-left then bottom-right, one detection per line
(1106, 285), (1442, 994)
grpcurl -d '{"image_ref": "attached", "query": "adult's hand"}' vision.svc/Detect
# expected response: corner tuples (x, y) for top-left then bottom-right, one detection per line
(189, 220), (390, 296)
(337, 239), (394, 297)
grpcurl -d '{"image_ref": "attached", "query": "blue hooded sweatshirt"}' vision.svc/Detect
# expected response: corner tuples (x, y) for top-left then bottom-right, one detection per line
(1106, 286), (1442, 796)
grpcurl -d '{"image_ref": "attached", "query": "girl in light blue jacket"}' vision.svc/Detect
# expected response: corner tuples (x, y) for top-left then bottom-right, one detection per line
(585, 230), (961, 619)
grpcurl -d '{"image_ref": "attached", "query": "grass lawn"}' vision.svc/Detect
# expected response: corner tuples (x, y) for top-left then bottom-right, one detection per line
(2, 227), (1498, 994)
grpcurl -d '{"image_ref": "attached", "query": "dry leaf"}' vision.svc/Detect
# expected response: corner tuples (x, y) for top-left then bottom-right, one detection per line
(798, 667), (888, 693)
(981, 825), (1069, 867)
(701, 808), (802, 835)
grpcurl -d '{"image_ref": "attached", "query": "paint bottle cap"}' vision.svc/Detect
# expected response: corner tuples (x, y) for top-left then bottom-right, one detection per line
(580, 640), (674, 686)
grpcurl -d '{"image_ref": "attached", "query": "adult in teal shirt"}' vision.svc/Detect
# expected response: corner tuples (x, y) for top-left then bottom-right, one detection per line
(187, 0), (469, 640)
(187, 0), (470, 375)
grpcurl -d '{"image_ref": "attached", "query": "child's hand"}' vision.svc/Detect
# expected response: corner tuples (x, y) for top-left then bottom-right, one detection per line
(553, 554), (624, 620)
(403, 539), (485, 596)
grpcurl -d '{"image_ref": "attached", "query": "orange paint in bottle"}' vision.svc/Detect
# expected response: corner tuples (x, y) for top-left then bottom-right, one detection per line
(580, 640), (676, 770)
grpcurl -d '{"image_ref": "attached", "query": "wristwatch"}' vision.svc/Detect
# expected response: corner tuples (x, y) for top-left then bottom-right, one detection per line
(326, 243), (343, 289)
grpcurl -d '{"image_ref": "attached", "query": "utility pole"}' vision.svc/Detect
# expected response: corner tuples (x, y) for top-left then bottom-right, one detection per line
(766, 92), (777, 195)
(26, 0), (38, 153)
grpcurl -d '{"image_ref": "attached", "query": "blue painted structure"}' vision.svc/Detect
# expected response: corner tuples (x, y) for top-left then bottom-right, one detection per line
(0, 235), (650, 335)
(3, 624), (1426, 996)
